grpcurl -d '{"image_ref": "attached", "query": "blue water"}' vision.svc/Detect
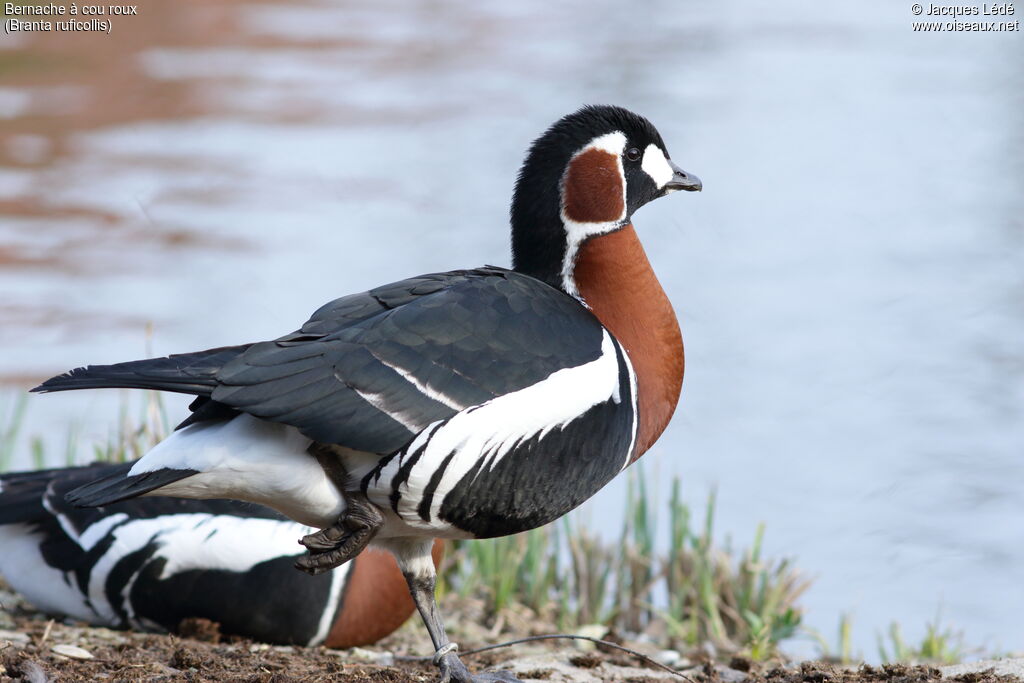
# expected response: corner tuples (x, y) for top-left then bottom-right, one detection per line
(1, 0), (1021, 659)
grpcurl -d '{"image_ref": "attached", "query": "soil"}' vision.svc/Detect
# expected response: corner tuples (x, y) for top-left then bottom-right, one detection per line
(1, 589), (1021, 683)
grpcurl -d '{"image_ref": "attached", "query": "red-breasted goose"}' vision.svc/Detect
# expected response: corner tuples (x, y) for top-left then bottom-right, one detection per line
(0, 464), (441, 647)
(33, 105), (701, 682)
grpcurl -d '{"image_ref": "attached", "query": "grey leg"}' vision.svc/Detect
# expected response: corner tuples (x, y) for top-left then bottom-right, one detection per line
(403, 569), (520, 682)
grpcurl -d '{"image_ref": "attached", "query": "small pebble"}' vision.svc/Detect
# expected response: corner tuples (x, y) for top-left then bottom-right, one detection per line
(343, 647), (395, 666)
(0, 629), (31, 646)
(717, 666), (750, 683)
(52, 643), (95, 660)
(572, 623), (609, 651)
(88, 627), (127, 642)
(654, 649), (682, 667)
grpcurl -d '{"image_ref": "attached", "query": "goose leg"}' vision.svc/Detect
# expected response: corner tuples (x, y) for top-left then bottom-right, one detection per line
(294, 490), (384, 574)
(404, 568), (520, 682)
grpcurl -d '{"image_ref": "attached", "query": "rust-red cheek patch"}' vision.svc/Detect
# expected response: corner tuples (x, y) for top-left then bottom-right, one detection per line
(562, 147), (625, 223)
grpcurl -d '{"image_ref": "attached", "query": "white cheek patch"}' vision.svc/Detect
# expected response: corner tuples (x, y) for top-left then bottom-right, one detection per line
(641, 144), (674, 189)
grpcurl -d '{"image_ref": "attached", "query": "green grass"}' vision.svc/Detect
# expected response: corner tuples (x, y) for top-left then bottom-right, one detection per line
(0, 395), (29, 472)
(812, 612), (972, 666)
(657, 484), (808, 656)
(90, 390), (170, 464)
(0, 390), (169, 472)
(878, 614), (966, 665)
(441, 468), (810, 660)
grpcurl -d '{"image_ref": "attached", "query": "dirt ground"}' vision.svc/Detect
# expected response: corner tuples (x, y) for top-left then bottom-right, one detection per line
(2, 589), (1022, 683)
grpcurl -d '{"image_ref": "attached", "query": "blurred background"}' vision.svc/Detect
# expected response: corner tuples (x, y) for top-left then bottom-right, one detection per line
(1, 0), (1021, 661)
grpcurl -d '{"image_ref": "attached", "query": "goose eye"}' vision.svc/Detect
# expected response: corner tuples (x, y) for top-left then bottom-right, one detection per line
(625, 147), (641, 162)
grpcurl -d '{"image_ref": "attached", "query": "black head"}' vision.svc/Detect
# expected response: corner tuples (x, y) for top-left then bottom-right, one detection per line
(510, 105), (700, 295)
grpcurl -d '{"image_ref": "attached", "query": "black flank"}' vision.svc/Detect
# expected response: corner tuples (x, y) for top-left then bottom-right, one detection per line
(438, 338), (636, 538)
(129, 554), (336, 645)
(417, 449), (458, 523)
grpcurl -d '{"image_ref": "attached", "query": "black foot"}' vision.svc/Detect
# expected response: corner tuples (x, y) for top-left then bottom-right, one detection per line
(438, 651), (520, 683)
(294, 491), (384, 575)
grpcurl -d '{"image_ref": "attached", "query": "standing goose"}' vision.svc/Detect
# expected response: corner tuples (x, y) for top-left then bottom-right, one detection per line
(33, 105), (701, 682)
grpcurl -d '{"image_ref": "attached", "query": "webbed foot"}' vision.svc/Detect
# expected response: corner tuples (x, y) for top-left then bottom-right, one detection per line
(294, 491), (384, 575)
(437, 649), (520, 682)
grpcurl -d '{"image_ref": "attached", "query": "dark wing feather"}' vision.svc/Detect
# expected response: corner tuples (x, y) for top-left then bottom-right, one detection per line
(211, 267), (604, 453)
(32, 346), (250, 396)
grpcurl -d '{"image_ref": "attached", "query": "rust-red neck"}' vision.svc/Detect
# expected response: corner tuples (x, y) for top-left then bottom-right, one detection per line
(571, 224), (683, 460)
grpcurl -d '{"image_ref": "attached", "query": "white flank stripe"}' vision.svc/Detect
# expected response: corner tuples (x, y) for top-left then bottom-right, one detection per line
(78, 513), (128, 551)
(85, 513), (316, 623)
(369, 330), (622, 527)
(622, 351), (639, 469)
(309, 563), (349, 646)
(0, 526), (97, 623)
(1, 512), (352, 635)
(121, 567), (144, 626)
(41, 487), (84, 547)
(153, 514), (317, 579)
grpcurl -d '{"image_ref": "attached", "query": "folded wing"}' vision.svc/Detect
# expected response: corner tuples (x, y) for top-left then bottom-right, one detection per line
(35, 267), (605, 455)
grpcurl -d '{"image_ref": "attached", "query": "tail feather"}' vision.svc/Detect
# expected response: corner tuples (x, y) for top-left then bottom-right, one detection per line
(31, 345), (250, 396)
(64, 463), (199, 508)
